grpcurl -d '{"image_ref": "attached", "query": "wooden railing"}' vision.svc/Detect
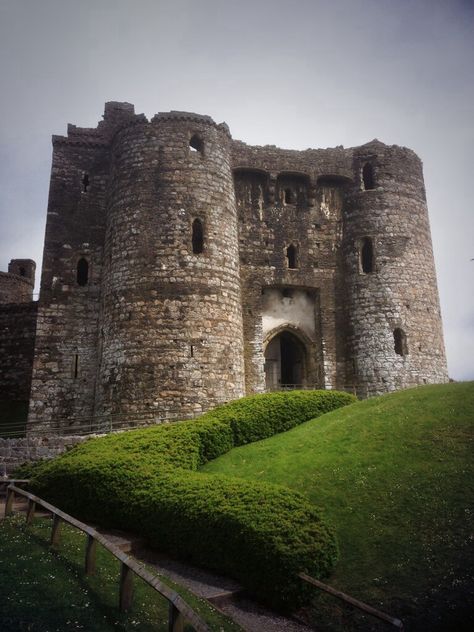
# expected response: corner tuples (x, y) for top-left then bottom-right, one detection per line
(4, 482), (404, 631)
(4, 484), (210, 632)
(299, 572), (404, 630)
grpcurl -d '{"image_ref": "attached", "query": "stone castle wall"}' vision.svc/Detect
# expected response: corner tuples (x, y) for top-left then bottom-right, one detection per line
(0, 101), (446, 432)
(0, 259), (35, 304)
(0, 273), (33, 304)
(230, 142), (353, 392)
(0, 260), (37, 417)
(0, 303), (38, 403)
(0, 435), (89, 475)
(27, 118), (110, 430)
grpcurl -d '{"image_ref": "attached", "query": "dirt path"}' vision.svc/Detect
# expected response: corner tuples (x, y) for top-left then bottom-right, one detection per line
(132, 547), (313, 632)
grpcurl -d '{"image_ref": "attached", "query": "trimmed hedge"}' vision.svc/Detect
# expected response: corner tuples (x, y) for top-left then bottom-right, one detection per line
(30, 390), (355, 609)
(200, 389), (356, 448)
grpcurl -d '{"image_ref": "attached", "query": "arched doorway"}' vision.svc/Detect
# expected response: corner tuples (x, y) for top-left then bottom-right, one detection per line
(264, 330), (307, 390)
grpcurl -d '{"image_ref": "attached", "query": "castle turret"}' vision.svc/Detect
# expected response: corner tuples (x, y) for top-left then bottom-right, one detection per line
(94, 112), (246, 420)
(342, 140), (448, 395)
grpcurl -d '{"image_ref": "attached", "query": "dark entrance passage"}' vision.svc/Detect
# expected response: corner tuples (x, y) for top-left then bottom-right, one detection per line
(264, 330), (306, 390)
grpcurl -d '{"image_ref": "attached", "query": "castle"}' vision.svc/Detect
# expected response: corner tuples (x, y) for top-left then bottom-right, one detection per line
(0, 102), (449, 432)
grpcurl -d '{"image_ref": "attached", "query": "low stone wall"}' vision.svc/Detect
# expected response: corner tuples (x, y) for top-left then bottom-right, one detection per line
(0, 435), (93, 475)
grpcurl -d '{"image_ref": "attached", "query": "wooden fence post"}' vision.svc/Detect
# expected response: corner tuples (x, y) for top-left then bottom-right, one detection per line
(4, 487), (14, 517)
(85, 534), (97, 575)
(26, 499), (36, 525)
(168, 602), (184, 632)
(51, 514), (62, 546)
(3, 485), (210, 631)
(119, 562), (134, 611)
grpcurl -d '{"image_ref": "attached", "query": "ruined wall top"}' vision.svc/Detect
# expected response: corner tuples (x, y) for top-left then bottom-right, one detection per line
(50, 102), (420, 169)
(0, 259), (36, 304)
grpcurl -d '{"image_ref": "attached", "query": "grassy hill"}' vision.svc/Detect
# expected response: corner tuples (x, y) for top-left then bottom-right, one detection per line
(202, 382), (474, 629)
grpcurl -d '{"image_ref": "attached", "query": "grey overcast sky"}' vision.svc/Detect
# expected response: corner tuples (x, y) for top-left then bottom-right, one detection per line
(0, 0), (473, 380)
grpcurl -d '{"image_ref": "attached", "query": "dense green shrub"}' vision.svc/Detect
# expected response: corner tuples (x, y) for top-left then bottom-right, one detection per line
(12, 459), (47, 479)
(32, 457), (338, 608)
(30, 390), (355, 609)
(200, 390), (356, 448)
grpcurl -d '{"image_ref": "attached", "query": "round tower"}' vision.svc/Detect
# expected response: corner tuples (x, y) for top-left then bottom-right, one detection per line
(342, 140), (448, 396)
(95, 112), (245, 421)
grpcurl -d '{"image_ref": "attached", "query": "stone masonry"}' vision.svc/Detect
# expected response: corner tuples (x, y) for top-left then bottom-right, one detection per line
(0, 435), (89, 475)
(0, 260), (37, 417)
(0, 102), (448, 433)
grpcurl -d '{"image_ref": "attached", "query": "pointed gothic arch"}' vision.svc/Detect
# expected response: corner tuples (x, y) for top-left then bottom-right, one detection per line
(263, 325), (310, 390)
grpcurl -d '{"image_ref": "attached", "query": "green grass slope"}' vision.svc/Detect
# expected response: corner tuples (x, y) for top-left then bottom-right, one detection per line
(203, 383), (474, 626)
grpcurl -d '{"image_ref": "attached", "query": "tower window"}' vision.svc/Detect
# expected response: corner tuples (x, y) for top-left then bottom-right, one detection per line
(284, 188), (294, 204)
(192, 218), (204, 254)
(286, 244), (298, 269)
(393, 328), (408, 356)
(19, 267), (26, 277)
(362, 163), (375, 190)
(82, 172), (90, 193)
(360, 237), (374, 273)
(77, 258), (89, 286)
(189, 134), (204, 155)
(276, 174), (309, 208)
(73, 354), (79, 379)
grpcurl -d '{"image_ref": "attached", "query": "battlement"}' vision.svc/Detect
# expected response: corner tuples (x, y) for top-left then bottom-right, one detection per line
(103, 101), (135, 118)
(151, 110), (216, 125)
(52, 102), (147, 147)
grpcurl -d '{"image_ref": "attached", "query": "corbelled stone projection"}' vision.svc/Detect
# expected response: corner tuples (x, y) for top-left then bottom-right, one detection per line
(0, 102), (449, 431)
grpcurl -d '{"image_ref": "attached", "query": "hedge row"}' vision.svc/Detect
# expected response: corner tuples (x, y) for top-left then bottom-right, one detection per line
(200, 389), (357, 449)
(30, 390), (355, 609)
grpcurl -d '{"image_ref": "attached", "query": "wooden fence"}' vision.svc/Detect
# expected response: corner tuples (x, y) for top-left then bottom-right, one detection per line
(4, 483), (210, 632)
(4, 482), (404, 631)
(299, 572), (404, 630)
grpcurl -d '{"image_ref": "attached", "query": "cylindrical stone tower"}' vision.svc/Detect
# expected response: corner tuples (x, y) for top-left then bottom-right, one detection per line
(95, 112), (245, 420)
(342, 140), (448, 396)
